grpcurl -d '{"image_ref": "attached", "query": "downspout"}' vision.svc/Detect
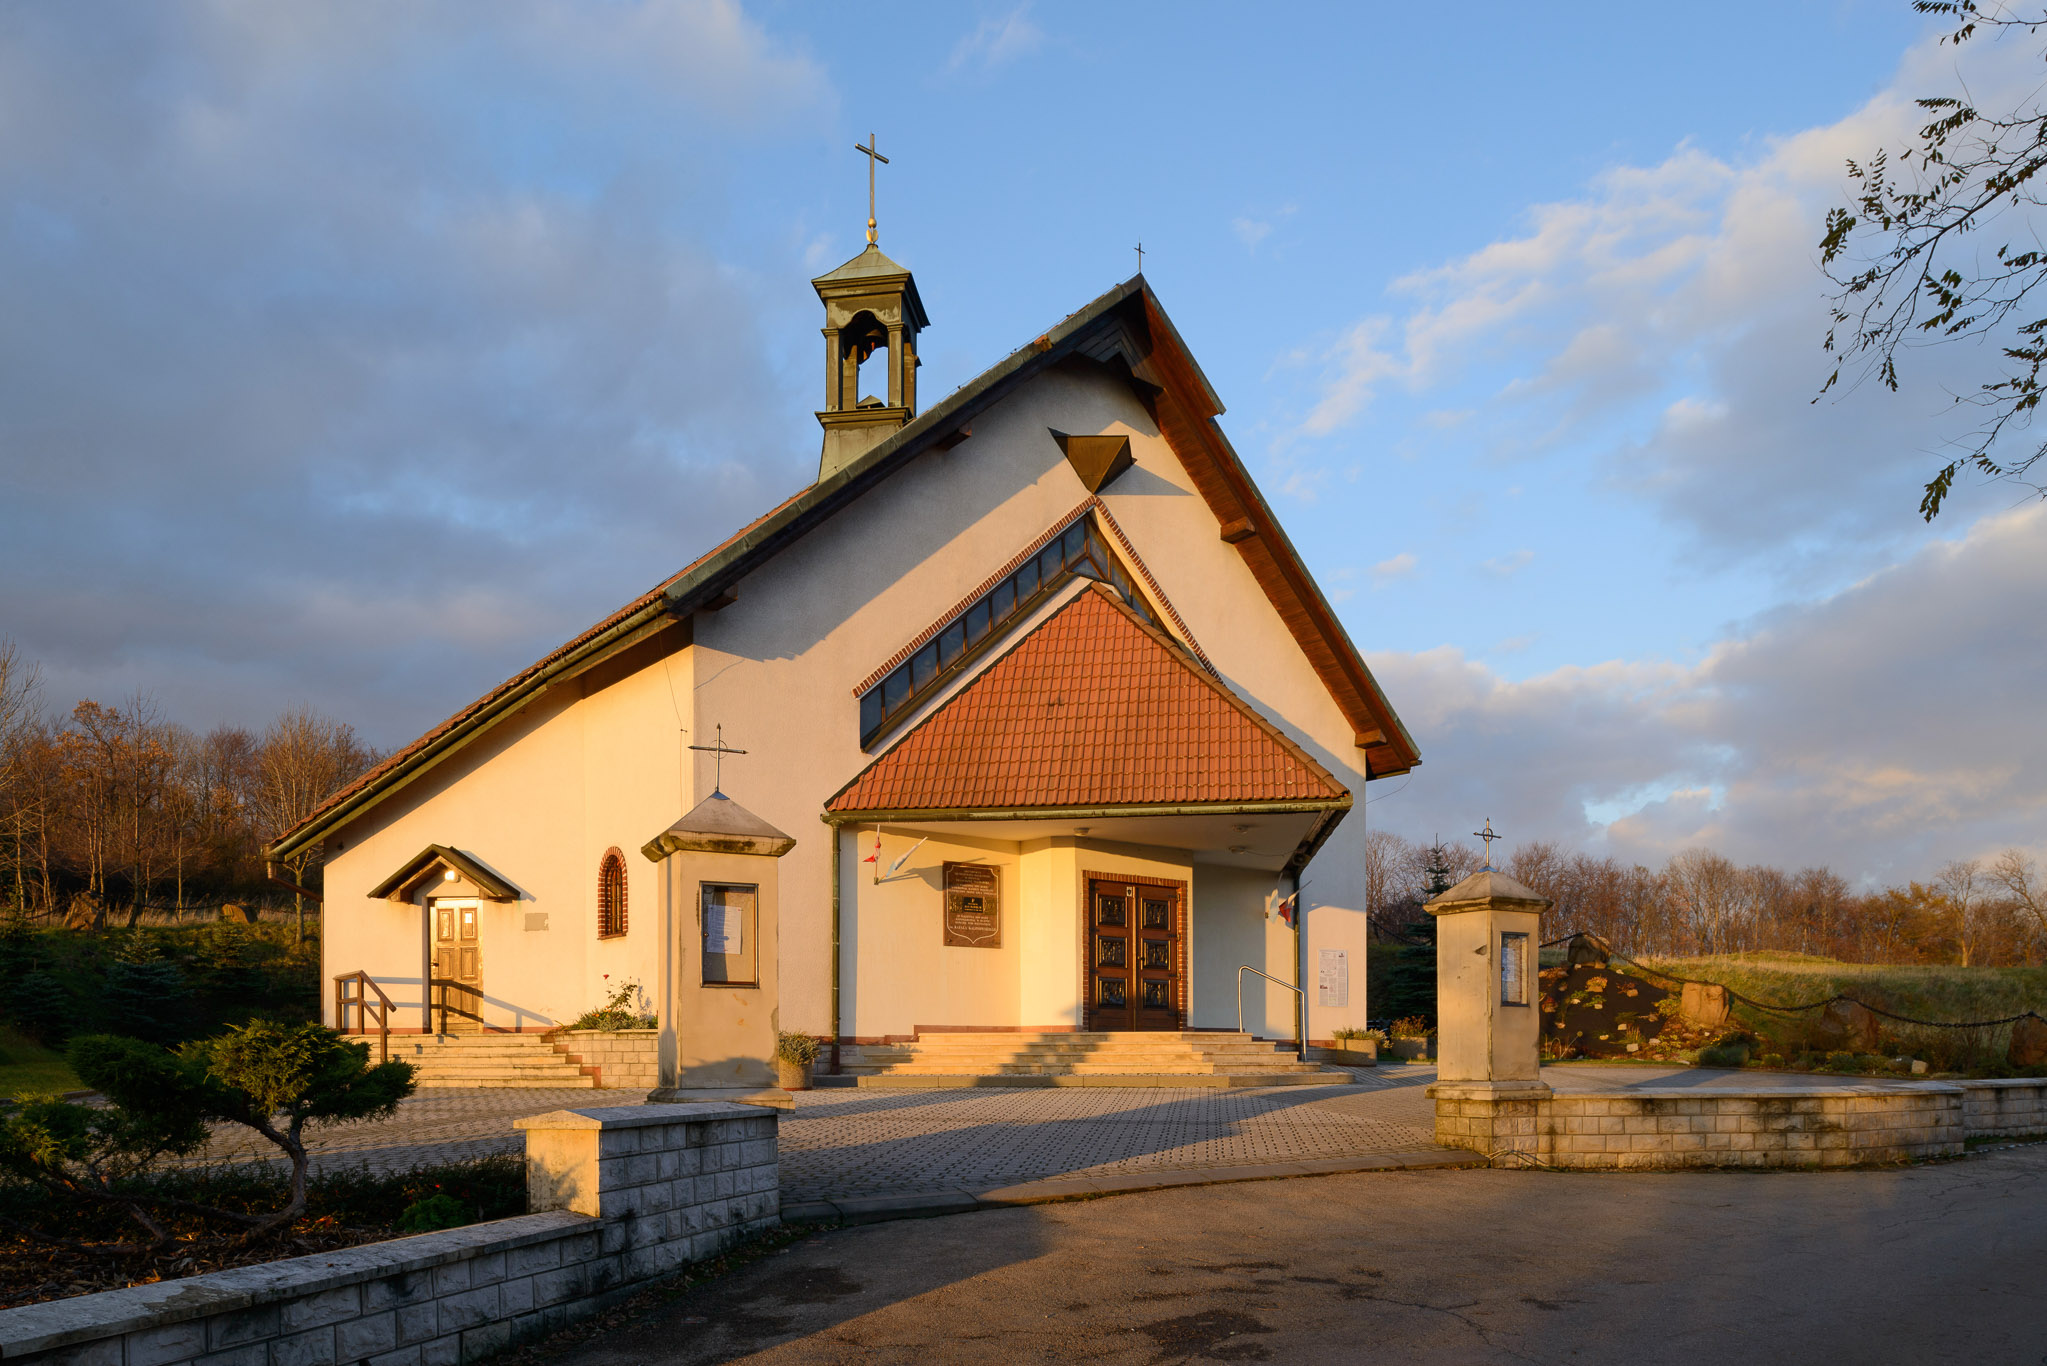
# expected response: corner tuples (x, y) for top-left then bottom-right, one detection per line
(830, 823), (843, 1075)
(1295, 868), (1308, 1064)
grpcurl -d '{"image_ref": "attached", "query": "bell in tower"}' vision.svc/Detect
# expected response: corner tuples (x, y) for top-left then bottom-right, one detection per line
(813, 136), (929, 481)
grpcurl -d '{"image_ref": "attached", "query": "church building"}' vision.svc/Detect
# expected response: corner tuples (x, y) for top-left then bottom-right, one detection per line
(269, 215), (1419, 1086)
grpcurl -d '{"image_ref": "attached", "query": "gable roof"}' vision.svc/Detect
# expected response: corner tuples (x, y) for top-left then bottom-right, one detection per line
(825, 583), (1348, 817)
(264, 275), (1417, 862)
(366, 844), (521, 902)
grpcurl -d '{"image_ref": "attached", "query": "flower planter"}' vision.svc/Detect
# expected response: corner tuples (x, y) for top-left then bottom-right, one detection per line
(1325, 1044), (1378, 1066)
(1386, 1037), (1436, 1062)
(774, 1056), (813, 1091)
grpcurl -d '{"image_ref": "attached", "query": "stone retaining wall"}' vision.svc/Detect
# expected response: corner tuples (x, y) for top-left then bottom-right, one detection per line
(1430, 1079), (2047, 1169)
(1961, 1077), (2047, 1139)
(550, 1029), (660, 1088)
(0, 1102), (778, 1365)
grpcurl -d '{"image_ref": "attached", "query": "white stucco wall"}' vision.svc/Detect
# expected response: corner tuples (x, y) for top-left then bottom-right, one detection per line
(322, 636), (687, 1031)
(323, 356), (1390, 1041)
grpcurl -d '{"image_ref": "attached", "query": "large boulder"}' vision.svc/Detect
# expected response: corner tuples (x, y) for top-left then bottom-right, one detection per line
(63, 893), (103, 932)
(1809, 999), (1881, 1054)
(1566, 936), (1608, 968)
(2008, 1015), (2047, 1068)
(219, 903), (252, 924)
(1679, 981), (1731, 1029)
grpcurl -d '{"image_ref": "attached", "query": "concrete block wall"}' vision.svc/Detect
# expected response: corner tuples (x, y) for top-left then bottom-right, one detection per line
(551, 1030), (661, 1088)
(0, 1103), (778, 1365)
(1960, 1078), (2047, 1138)
(1433, 1083), (1970, 1169)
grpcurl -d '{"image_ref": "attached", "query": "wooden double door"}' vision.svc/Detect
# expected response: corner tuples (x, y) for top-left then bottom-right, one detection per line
(1088, 877), (1184, 1030)
(431, 901), (482, 1034)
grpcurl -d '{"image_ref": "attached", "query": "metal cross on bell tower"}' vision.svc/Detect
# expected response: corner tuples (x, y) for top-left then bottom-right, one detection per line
(1473, 818), (1505, 871)
(855, 134), (889, 245)
(688, 725), (749, 798)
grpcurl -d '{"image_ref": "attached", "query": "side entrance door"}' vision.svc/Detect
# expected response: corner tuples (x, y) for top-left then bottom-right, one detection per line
(1088, 877), (1183, 1031)
(431, 900), (482, 1034)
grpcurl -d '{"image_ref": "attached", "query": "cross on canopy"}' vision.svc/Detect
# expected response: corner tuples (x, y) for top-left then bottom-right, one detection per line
(1473, 817), (1505, 871)
(855, 134), (889, 245)
(689, 724), (749, 797)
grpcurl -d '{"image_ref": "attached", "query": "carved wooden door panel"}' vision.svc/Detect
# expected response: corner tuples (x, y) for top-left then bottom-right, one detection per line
(1090, 880), (1136, 1030)
(1089, 878), (1183, 1031)
(432, 902), (482, 1034)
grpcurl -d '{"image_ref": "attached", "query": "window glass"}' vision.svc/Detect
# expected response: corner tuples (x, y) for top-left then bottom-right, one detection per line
(702, 883), (759, 986)
(937, 619), (966, 667)
(1500, 931), (1529, 1006)
(856, 513), (1169, 745)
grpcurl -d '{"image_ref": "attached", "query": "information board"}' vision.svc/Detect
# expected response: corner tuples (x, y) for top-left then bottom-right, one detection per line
(1317, 947), (1350, 1008)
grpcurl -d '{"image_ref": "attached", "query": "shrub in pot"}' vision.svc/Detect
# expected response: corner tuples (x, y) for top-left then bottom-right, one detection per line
(1326, 1027), (1382, 1066)
(775, 1031), (822, 1090)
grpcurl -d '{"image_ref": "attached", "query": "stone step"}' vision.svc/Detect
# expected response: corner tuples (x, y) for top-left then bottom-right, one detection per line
(411, 1067), (591, 1080)
(414, 1077), (599, 1089)
(892, 1048), (1293, 1056)
(883, 1048), (1307, 1061)
(840, 1071), (1353, 1090)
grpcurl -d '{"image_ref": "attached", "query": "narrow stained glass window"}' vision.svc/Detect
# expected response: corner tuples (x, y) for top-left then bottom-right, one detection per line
(855, 512), (1172, 746)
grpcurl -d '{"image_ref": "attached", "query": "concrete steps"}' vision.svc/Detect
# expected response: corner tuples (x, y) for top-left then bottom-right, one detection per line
(395, 1034), (599, 1089)
(841, 1030), (1353, 1089)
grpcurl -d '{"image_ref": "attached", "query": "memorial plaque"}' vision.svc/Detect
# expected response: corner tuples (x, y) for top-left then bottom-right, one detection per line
(943, 861), (1001, 948)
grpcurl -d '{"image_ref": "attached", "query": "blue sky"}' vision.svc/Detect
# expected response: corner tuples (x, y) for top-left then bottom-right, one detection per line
(4, 1), (2042, 881)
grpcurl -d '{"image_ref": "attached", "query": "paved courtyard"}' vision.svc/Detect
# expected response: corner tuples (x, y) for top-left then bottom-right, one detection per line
(189, 1062), (1933, 1194)
(534, 1141), (2047, 1365)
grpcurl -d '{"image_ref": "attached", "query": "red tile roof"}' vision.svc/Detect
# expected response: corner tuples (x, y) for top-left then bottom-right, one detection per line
(826, 584), (1348, 814)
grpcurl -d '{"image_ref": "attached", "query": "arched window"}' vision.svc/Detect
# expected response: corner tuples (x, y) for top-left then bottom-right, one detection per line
(597, 850), (628, 939)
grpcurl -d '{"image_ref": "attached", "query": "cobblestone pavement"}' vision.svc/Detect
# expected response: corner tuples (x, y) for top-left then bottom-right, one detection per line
(187, 1088), (653, 1176)
(774, 1067), (1440, 1202)
(181, 1062), (1918, 1189)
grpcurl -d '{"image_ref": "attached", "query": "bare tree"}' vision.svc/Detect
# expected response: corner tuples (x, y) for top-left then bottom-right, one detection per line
(1990, 848), (2047, 948)
(1939, 858), (1985, 965)
(1663, 849), (1752, 955)
(0, 642), (45, 914)
(251, 708), (376, 941)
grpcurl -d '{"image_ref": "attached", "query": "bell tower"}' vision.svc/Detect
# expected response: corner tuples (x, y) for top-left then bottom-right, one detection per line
(813, 136), (929, 481)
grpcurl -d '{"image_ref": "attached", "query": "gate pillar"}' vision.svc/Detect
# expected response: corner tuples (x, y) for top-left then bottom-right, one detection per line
(1426, 868), (1553, 1157)
(640, 791), (796, 1108)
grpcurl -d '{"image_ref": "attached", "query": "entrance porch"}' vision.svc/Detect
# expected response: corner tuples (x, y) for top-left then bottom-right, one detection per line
(824, 581), (1361, 1073)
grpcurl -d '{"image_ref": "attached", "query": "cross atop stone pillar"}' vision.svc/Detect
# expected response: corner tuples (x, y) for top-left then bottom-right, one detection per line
(1427, 868), (1552, 1094)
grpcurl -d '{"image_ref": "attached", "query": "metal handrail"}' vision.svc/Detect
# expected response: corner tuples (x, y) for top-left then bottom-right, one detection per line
(334, 970), (394, 1064)
(1237, 965), (1306, 1062)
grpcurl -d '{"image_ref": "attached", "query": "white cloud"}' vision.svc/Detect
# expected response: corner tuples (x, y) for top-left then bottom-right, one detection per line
(1371, 552), (1419, 585)
(0, 2), (834, 741)
(1481, 549), (1535, 577)
(1367, 502), (2047, 883)
(1232, 218), (1274, 251)
(1231, 204), (1295, 255)
(1283, 34), (2047, 572)
(945, 5), (1042, 73)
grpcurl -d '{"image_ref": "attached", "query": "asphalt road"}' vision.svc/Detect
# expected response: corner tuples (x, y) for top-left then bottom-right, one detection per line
(540, 1143), (2047, 1365)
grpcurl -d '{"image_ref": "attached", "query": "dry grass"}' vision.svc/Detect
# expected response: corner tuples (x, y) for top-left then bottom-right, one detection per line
(1635, 953), (2047, 1073)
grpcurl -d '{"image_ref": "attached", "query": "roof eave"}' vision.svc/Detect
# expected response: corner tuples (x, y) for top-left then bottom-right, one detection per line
(263, 602), (678, 862)
(820, 796), (1353, 825)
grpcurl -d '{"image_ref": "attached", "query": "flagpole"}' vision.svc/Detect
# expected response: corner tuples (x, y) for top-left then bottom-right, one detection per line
(1295, 873), (1308, 1064)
